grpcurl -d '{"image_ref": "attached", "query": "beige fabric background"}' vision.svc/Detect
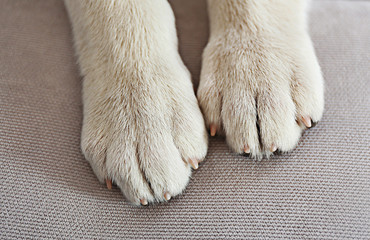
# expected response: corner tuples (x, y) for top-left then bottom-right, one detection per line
(1, 0), (369, 239)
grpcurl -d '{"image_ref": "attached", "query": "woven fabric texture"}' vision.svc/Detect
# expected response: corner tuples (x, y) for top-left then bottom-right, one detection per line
(1, 0), (369, 239)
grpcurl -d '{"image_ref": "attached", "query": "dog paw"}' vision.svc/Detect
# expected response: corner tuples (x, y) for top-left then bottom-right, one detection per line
(81, 59), (208, 205)
(198, 31), (324, 158)
(67, 0), (209, 205)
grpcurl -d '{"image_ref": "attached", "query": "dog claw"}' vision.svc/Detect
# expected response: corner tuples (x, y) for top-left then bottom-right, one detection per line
(244, 145), (250, 154)
(270, 144), (278, 152)
(189, 158), (199, 170)
(140, 199), (148, 206)
(302, 116), (312, 128)
(106, 179), (112, 189)
(210, 124), (217, 137)
(164, 192), (171, 201)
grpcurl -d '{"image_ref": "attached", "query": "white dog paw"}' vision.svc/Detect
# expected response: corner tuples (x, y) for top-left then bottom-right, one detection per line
(198, 32), (324, 158)
(81, 60), (208, 205)
(66, 0), (209, 205)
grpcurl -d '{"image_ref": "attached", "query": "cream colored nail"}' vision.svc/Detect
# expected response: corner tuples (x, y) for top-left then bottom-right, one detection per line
(302, 116), (312, 128)
(244, 145), (250, 154)
(210, 124), (217, 137)
(140, 199), (148, 206)
(164, 192), (171, 201)
(189, 158), (199, 170)
(270, 144), (278, 152)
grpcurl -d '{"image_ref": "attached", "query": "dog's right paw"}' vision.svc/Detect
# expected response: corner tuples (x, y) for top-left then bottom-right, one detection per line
(67, 0), (208, 205)
(81, 60), (208, 205)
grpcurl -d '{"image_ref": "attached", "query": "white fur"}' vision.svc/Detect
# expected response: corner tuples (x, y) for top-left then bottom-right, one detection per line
(198, 0), (324, 158)
(64, 0), (208, 205)
(64, 0), (324, 204)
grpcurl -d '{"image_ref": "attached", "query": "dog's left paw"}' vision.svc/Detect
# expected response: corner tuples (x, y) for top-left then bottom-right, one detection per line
(198, 32), (324, 158)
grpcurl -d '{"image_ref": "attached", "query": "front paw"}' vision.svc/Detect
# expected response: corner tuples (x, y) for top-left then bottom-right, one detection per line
(198, 33), (324, 158)
(81, 62), (208, 205)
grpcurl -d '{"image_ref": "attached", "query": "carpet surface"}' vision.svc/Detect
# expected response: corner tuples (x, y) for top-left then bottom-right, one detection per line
(1, 0), (369, 239)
